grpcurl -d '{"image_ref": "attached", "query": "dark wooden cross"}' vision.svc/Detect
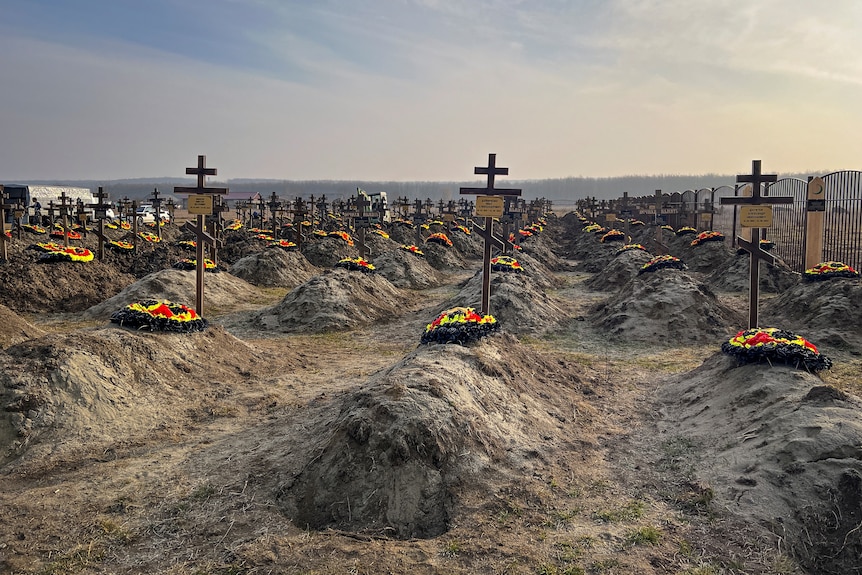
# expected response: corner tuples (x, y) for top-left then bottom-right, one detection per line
(254, 197), (265, 228)
(0, 186), (14, 261)
(174, 155), (229, 315)
(267, 192), (281, 237)
(616, 192), (633, 240)
(411, 199), (426, 245)
(652, 190), (669, 254)
(56, 191), (76, 248)
(460, 153), (522, 316)
(720, 160), (794, 328)
(149, 188), (164, 240)
(207, 196), (229, 264)
(291, 196), (307, 250)
(87, 187), (112, 260)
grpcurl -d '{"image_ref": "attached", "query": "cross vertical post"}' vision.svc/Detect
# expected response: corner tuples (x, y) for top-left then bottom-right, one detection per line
(720, 160), (793, 328)
(174, 155), (229, 315)
(88, 186), (112, 260)
(459, 153), (522, 316)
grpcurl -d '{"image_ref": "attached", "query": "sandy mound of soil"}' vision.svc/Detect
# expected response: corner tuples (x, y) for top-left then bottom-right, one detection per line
(253, 268), (411, 333)
(584, 247), (654, 292)
(371, 248), (444, 289)
(275, 333), (586, 538)
(447, 229), (483, 258)
(761, 277), (862, 353)
(83, 268), (264, 319)
(362, 230), (397, 257)
(0, 305), (45, 349)
(657, 353), (862, 574)
(705, 253), (800, 293)
(502, 251), (563, 290)
(421, 241), (467, 270)
(446, 270), (568, 335)
(385, 223), (422, 246)
(591, 269), (744, 342)
(301, 237), (359, 268)
(215, 230), (269, 265)
(518, 234), (573, 271)
(0, 252), (137, 313)
(573, 239), (621, 273)
(673, 238), (736, 274)
(229, 248), (320, 288)
(0, 325), (262, 471)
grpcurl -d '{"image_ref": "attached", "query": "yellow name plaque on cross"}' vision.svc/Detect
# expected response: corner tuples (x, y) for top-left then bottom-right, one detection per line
(187, 194), (214, 215)
(475, 196), (504, 218)
(739, 205), (773, 228)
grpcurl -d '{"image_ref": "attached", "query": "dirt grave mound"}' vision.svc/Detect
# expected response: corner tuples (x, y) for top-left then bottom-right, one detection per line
(0, 305), (45, 349)
(446, 270), (568, 335)
(0, 325), (262, 472)
(301, 237), (359, 268)
(761, 277), (862, 353)
(705, 253), (800, 293)
(501, 251), (563, 290)
(447, 228), (483, 258)
(253, 268), (411, 333)
(517, 233), (573, 271)
(0, 251), (137, 313)
(584, 247), (654, 291)
(573, 239), (621, 273)
(591, 268), (744, 342)
(421, 240), (468, 270)
(371, 248), (444, 289)
(83, 268), (264, 319)
(673, 237), (736, 274)
(657, 353), (862, 575)
(275, 333), (585, 538)
(229, 247), (320, 288)
(216, 230), (269, 265)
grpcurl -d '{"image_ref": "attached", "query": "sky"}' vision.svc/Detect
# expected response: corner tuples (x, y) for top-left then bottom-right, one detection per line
(2, 0), (861, 182)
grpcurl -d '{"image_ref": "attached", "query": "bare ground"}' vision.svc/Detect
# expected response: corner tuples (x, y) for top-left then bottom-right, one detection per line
(0, 217), (861, 575)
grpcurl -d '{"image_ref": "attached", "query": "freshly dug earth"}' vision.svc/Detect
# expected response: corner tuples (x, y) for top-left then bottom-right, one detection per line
(0, 213), (859, 575)
(83, 268), (266, 320)
(371, 247), (444, 289)
(590, 268), (744, 342)
(656, 353), (862, 575)
(229, 247), (321, 288)
(446, 270), (568, 335)
(253, 268), (413, 333)
(276, 333), (584, 539)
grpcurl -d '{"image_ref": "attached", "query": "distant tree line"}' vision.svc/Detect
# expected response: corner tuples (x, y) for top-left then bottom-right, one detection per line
(10, 172), (826, 205)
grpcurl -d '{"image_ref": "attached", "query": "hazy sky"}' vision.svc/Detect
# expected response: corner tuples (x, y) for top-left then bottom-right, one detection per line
(2, 0), (861, 182)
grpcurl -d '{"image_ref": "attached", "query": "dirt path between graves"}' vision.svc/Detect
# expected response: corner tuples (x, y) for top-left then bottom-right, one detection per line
(1, 250), (860, 574)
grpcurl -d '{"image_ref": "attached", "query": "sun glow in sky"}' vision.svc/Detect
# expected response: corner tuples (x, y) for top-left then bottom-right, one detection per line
(2, 0), (861, 181)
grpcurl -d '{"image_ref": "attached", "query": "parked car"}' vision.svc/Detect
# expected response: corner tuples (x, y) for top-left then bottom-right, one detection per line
(135, 204), (171, 224)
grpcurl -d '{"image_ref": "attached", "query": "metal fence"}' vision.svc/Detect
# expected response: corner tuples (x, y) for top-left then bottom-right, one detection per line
(597, 171), (862, 273)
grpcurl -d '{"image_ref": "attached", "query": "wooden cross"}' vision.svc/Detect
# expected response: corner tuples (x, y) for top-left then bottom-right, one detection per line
(267, 192), (281, 237)
(88, 186), (112, 260)
(617, 192), (632, 239)
(206, 197), (229, 264)
(150, 188), (164, 240)
(720, 160), (794, 328)
(460, 153), (522, 316)
(57, 191), (75, 248)
(291, 196), (307, 250)
(174, 155), (229, 315)
(652, 190), (669, 255)
(74, 199), (88, 239)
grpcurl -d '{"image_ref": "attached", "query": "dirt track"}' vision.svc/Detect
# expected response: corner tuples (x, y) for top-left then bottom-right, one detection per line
(1, 215), (861, 574)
